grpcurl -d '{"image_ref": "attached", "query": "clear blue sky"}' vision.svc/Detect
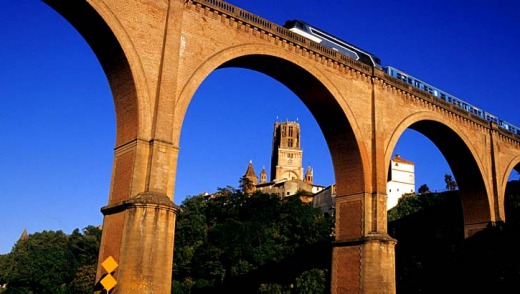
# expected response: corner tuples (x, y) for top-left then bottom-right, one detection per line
(1, 0), (519, 253)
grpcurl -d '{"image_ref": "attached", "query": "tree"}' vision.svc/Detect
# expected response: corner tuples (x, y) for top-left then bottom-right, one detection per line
(172, 189), (333, 292)
(418, 184), (430, 194)
(4, 230), (72, 293)
(295, 269), (327, 294)
(444, 174), (458, 191)
(1, 226), (101, 293)
(69, 265), (97, 294)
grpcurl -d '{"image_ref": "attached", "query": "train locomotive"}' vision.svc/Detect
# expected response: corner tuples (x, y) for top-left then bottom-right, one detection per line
(283, 19), (519, 135)
(284, 19), (382, 68)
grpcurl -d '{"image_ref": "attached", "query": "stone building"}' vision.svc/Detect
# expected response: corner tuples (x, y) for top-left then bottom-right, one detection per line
(242, 121), (325, 199)
(242, 121), (415, 211)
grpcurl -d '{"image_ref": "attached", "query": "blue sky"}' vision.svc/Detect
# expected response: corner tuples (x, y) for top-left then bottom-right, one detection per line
(0, 0), (519, 253)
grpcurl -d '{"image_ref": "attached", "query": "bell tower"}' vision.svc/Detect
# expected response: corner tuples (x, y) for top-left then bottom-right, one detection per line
(270, 121), (304, 181)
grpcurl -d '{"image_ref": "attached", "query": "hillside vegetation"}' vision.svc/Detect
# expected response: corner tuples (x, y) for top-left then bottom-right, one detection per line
(2, 182), (520, 293)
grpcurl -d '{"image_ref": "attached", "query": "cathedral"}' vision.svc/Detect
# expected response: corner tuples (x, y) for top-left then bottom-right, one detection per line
(242, 120), (415, 211)
(242, 121), (325, 200)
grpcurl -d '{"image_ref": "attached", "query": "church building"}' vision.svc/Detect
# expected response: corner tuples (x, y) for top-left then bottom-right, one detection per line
(242, 120), (415, 211)
(242, 121), (325, 199)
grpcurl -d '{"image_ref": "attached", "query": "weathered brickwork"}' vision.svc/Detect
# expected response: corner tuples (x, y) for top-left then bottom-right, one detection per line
(43, 0), (520, 293)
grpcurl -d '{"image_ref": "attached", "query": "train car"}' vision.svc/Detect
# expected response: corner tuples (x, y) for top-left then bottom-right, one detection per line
(384, 66), (484, 117)
(283, 19), (382, 68)
(282, 19), (519, 136)
(384, 66), (520, 134)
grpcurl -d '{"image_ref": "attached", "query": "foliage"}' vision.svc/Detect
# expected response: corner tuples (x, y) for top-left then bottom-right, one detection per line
(4, 180), (520, 293)
(444, 173), (458, 191)
(417, 184), (430, 194)
(388, 193), (422, 222)
(69, 265), (97, 294)
(0, 226), (101, 293)
(389, 185), (520, 293)
(294, 269), (327, 294)
(505, 180), (520, 229)
(172, 188), (333, 293)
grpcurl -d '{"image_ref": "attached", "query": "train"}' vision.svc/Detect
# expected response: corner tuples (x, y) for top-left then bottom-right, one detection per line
(283, 19), (520, 135)
(284, 19), (382, 68)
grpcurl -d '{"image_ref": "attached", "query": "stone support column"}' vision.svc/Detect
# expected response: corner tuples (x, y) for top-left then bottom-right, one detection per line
(99, 193), (178, 293)
(95, 139), (180, 293)
(331, 193), (396, 293)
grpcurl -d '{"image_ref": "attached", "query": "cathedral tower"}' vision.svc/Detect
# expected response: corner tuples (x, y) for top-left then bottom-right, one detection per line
(270, 121), (304, 181)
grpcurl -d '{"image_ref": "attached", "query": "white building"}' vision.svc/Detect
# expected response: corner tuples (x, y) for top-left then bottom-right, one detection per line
(387, 154), (415, 209)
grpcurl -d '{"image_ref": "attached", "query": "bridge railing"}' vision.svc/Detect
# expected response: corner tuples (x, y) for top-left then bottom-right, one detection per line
(192, 0), (373, 75)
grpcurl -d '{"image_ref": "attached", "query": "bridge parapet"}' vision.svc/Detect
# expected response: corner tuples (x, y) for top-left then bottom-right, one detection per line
(376, 68), (520, 144)
(190, 0), (372, 75)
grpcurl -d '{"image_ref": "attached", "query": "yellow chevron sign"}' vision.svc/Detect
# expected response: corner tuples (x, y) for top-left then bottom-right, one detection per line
(100, 256), (118, 291)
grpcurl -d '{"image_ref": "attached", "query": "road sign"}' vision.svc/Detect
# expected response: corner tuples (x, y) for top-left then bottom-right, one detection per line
(100, 256), (118, 291)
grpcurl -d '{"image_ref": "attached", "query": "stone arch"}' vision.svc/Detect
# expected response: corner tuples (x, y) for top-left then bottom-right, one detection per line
(386, 111), (492, 237)
(174, 44), (371, 197)
(43, 0), (152, 145)
(500, 154), (520, 221)
(281, 170), (302, 181)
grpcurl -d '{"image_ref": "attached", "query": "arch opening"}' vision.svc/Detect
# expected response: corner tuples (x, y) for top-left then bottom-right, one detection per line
(175, 63), (340, 201)
(388, 119), (491, 236)
(216, 54), (365, 196)
(1, 1), (116, 254)
(174, 63), (344, 292)
(43, 0), (140, 146)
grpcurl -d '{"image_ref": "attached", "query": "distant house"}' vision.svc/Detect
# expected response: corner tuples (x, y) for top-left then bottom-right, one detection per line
(387, 154), (415, 209)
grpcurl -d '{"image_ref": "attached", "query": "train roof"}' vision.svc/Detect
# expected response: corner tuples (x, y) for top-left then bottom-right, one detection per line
(284, 19), (382, 65)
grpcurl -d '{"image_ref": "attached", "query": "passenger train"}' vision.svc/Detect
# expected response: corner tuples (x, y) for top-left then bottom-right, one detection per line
(284, 19), (382, 68)
(283, 19), (520, 135)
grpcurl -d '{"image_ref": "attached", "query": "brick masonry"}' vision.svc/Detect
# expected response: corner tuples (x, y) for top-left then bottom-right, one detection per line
(43, 0), (520, 292)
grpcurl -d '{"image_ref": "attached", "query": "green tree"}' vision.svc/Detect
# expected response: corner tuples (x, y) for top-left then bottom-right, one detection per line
(418, 184), (430, 194)
(444, 173), (457, 191)
(69, 265), (97, 294)
(4, 230), (71, 293)
(172, 189), (333, 292)
(388, 193), (422, 222)
(295, 269), (327, 294)
(68, 226), (101, 268)
(1, 226), (101, 293)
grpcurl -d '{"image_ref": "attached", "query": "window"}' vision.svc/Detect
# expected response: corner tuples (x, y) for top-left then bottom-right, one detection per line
(289, 126), (293, 137)
(288, 138), (293, 147)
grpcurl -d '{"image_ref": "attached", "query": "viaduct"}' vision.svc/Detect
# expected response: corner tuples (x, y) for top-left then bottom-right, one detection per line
(42, 0), (520, 292)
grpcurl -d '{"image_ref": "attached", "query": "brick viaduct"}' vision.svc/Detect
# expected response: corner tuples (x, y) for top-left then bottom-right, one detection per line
(43, 0), (520, 292)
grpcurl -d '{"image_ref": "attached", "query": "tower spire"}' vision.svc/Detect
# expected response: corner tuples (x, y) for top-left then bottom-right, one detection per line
(243, 160), (258, 184)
